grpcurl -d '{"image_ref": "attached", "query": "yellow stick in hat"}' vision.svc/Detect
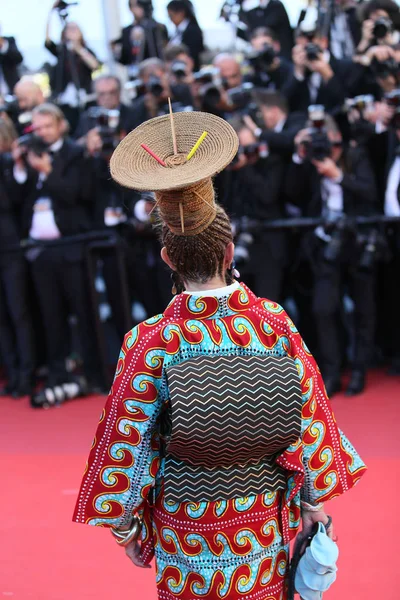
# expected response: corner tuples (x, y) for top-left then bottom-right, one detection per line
(187, 131), (208, 161)
(168, 97), (178, 155)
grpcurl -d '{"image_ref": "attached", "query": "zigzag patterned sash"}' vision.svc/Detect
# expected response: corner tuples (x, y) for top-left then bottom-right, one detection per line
(164, 355), (303, 503)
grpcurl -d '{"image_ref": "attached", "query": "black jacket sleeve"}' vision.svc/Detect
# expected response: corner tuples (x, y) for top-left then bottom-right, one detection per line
(0, 37), (23, 66)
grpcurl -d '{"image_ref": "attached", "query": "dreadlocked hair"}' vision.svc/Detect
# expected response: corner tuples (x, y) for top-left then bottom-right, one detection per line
(162, 205), (233, 285)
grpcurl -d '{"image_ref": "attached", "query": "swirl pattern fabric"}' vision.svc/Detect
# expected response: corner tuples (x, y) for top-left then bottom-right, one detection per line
(73, 283), (367, 600)
(164, 354), (302, 503)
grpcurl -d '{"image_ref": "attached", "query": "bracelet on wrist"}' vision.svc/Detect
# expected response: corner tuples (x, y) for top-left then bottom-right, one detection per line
(301, 500), (324, 512)
(111, 516), (143, 546)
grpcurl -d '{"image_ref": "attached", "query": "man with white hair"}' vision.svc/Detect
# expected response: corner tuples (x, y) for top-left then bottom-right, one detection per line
(14, 79), (45, 114)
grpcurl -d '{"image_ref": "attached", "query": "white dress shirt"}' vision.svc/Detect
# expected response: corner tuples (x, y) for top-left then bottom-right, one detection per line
(385, 157), (400, 216)
(169, 19), (190, 46)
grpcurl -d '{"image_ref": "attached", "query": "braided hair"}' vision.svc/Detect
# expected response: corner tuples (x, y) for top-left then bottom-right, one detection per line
(162, 205), (234, 286)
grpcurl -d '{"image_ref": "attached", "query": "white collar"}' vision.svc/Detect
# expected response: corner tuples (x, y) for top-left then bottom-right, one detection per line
(50, 138), (64, 152)
(274, 116), (286, 133)
(177, 18), (190, 33)
(183, 281), (240, 298)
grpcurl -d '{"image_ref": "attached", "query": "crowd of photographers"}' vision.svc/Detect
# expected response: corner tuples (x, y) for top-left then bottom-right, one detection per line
(1, 0), (400, 407)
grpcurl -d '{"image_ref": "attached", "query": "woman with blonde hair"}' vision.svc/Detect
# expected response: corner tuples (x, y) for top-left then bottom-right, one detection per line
(74, 111), (366, 599)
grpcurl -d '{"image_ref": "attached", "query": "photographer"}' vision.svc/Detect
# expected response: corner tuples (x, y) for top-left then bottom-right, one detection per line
(247, 27), (293, 91)
(221, 121), (288, 302)
(12, 103), (103, 404)
(0, 31), (23, 96)
(0, 117), (35, 398)
(74, 75), (145, 143)
(285, 114), (379, 397)
(356, 0), (400, 55)
(165, 43), (195, 87)
(167, 0), (204, 72)
(282, 24), (363, 114)
(242, 90), (306, 160)
(132, 57), (193, 119)
(12, 79), (46, 135)
(239, 0), (293, 60)
(330, 0), (362, 59)
(111, 0), (168, 73)
(45, 1), (101, 131)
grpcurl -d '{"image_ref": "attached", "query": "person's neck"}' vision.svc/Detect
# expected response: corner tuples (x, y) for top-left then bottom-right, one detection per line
(184, 275), (228, 292)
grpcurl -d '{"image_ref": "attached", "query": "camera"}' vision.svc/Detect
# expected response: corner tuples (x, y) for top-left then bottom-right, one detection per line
(305, 43), (322, 62)
(0, 95), (19, 117)
(193, 67), (220, 85)
(227, 82), (255, 110)
(248, 44), (277, 72)
(321, 215), (353, 264)
(147, 75), (164, 98)
(88, 107), (120, 152)
(302, 105), (332, 161)
(357, 229), (388, 271)
(171, 60), (187, 81)
(371, 56), (399, 80)
(344, 95), (375, 113)
(54, 1), (79, 19)
(373, 17), (393, 40)
(17, 133), (51, 157)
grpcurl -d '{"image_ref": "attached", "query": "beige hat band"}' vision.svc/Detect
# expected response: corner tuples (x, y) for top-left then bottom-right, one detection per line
(155, 178), (217, 236)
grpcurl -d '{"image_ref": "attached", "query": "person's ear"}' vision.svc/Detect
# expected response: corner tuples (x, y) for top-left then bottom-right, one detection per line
(161, 247), (176, 271)
(225, 242), (235, 269)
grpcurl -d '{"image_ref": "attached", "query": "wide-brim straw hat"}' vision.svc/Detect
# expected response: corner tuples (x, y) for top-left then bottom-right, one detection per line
(110, 111), (239, 191)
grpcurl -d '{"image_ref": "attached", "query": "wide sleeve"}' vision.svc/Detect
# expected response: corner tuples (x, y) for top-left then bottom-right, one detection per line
(72, 316), (167, 528)
(274, 306), (367, 505)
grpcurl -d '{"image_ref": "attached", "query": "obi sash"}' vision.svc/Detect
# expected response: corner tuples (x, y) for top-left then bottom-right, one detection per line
(163, 354), (303, 504)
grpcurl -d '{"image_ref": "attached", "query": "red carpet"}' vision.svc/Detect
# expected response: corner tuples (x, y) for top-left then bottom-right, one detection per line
(1, 369), (399, 599)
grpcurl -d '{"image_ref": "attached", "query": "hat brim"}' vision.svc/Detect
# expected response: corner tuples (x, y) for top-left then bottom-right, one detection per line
(110, 111), (239, 191)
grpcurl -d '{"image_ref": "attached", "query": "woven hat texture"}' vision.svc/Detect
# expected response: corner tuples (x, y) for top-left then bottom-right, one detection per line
(110, 111), (239, 191)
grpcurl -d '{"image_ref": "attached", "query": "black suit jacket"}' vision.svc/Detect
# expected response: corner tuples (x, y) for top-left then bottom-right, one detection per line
(260, 111), (307, 158)
(0, 154), (25, 258)
(74, 103), (146, 140)
(180, 21), (204, 72)
(45, 40), (98, 95)
(284, 146), (379, 218)
(116, 20), (168, 66)
(0, 37), (23, 92)
(282, 56), (364, 114)
(240, 1), (293, 60)
(247, 57), (293, 91)
(20, 138), (93, 239)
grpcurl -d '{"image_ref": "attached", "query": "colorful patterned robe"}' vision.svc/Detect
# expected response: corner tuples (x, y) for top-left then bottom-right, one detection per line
(73, 283), (366, 600)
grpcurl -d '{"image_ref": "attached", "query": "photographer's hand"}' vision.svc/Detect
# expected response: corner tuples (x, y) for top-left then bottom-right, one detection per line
(366, 44), (395, 63)
(312, 158), (342, 180)
(27, 151), (52, 176)
(86, 128), (103, 156)
(357, 19), (374, 53)
(229, 153), (248, 171)
(307, 58), (334, 82)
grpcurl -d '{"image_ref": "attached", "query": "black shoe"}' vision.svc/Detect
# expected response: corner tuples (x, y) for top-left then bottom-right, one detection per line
(345, 370), (366, 396)
(0, 383), (17, 397)
(31, 378), (88, 409)
(324, 377), (342, 398)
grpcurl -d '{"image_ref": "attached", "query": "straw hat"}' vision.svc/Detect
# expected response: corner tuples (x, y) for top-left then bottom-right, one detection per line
(110, 111), (238, 191)
(110, 111), (239, 236)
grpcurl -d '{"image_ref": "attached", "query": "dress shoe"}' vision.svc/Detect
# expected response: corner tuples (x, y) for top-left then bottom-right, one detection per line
(324, 377), (342, 398)
(345, 370), (365, 396)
